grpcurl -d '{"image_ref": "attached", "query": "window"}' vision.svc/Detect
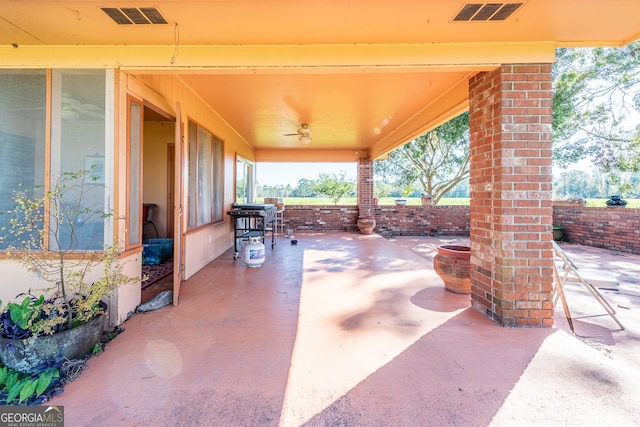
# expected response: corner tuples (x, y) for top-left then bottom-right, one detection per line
(127, 97), (143, 248)
(50, 70), (108, 250)
(236, 156), (254, 204)
(0, 69), (111, 251)
(0, 70), (46, 250)
(188, 121), (223, 228)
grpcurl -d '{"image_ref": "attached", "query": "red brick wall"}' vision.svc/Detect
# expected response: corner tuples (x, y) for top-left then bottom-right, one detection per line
(372, 205), (470, 237)
(554, 206), (640, 254)
(357, 158), (374, 218)
(469, 64), (554, 328)
(282, 205), (470, 235)
(282, 205), (360, 232)
(282, 205), (640, 256)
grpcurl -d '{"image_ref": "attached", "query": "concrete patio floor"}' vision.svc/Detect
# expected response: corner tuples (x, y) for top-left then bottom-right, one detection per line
(50, 233), (640, 426)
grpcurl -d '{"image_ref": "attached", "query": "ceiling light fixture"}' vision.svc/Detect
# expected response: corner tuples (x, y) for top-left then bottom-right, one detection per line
(299, 135), (312, 144)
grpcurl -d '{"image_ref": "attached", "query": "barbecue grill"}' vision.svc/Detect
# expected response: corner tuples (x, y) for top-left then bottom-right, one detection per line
(227, 203), (277, 259)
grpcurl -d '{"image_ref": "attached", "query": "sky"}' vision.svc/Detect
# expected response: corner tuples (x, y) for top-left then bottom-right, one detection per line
(256, 162), (357, 187)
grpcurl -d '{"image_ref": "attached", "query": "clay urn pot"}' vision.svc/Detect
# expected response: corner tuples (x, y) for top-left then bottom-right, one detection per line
(356, 217), (376, 234)
(433, 245), (471, 294)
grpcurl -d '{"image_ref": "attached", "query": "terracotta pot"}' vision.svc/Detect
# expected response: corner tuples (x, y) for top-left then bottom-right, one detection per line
(356, 217), (376, 234)
(433, 245), (471, 294)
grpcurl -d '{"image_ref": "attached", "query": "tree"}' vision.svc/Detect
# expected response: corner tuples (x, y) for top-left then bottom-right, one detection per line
(553, 42), (640, 192)
(553, 170), (598, 198)
(290, 178), (317, 197)
(312, 172), (355, 204)
(373, 180), (395, 198)
(375, 112), (470, 205)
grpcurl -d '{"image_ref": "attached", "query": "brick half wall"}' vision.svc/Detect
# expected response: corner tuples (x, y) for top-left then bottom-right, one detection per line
(281, 205), (470, 236)
(281, 204), (640, 255)
(553, 206), (640, 254)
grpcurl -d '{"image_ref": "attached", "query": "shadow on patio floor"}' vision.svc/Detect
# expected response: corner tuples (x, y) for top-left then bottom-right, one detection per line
(51, 233), (640, 426)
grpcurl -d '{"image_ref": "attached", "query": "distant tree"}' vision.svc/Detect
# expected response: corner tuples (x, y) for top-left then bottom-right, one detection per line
(258, 183), (292, 198)
(443, 178), (470, 198)
(375, 112), (469, 205)
(373, 180), (395, 198)
(312, 172), (355, 204)
(290, 178), (317, 197)
(553, 42), (640, 194)
(553, 170), (598, 198)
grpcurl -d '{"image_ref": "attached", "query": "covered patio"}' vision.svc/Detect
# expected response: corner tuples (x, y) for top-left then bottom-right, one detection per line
(1, 1), (639, 326)
(51, 233), (640, 425)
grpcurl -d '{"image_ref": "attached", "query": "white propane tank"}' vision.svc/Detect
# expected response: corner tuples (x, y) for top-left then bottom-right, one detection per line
(244, 236), (265, 267)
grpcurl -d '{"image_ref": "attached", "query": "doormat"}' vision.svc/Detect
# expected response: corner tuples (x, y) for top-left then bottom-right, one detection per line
(142, 259), (173, 289)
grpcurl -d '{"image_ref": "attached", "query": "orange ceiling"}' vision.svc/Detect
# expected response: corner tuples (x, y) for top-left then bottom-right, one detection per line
(1, 1), (639, 160)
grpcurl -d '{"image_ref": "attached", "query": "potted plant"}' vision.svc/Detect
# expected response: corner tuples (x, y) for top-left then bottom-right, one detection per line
(0, 170), (137, 375)
(553, 224), (565, 241)
(606, 195), (628, 207)
(420, 191), (432, 206)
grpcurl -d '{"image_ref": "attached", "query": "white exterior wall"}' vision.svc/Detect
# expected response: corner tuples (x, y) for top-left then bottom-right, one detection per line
(0, 70), (255, 322)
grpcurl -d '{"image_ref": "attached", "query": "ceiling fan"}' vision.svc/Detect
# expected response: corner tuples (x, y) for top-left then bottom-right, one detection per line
(10, 94), (104, 120)
(283, 124), (312, 144)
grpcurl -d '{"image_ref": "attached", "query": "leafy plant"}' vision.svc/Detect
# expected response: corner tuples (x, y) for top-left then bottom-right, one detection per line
(0, 365), (59, 404)
(0, 169), (137, 337)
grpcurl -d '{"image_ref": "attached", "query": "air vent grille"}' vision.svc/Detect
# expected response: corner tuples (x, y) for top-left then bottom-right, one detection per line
(453, 3), (523, 22)
(102, 7), (169, 25)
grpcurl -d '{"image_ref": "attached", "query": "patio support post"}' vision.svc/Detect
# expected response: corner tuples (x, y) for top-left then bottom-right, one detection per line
(468, 64), (555, 327)
(357, 157), (374, 218)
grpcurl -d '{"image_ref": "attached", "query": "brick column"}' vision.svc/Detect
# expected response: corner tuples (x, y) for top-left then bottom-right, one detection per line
(468, 64), (554, 327)
(357, 158), (374, 218)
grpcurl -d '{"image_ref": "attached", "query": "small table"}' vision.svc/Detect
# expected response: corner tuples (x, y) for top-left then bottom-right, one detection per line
(274, 209), (285, 235)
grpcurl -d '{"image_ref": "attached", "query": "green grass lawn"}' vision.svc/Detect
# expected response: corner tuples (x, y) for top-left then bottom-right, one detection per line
(258, 197), (639, 207)
(587, 198), (640, 208)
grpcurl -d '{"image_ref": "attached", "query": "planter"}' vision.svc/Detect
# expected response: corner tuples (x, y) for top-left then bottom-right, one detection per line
(606, 195), (627, 207)
(421, 197), (432, 206)
(0, 313), (105, 375)
(395, 199), (407, 206)
(433, 245), (471, 294)
(356, 217), (376, 234)
(553, 225), (565, 241)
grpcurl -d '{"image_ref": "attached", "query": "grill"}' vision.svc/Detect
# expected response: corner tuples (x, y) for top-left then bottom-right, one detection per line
(227, 203), (277, 259)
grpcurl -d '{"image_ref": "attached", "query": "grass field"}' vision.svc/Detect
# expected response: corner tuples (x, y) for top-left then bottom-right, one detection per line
(585, 198), (639, 208)
(258, 197), (640, 208)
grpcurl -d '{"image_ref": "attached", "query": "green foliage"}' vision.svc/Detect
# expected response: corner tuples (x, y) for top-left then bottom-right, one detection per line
(375, 112), (470, 205)
(8, 295), (45, 330)
(312, 172), (355, 204)
(554, 169), (640, 199)
(290, 178), (318, 198)
(1, 169), (137, 336)
(0, 365), (59, 404)
(553, 42), (640, 175)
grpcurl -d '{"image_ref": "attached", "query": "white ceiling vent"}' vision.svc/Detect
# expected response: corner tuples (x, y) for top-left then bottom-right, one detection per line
(453, 3), (524, 22)
(101, 7), (169, 25)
